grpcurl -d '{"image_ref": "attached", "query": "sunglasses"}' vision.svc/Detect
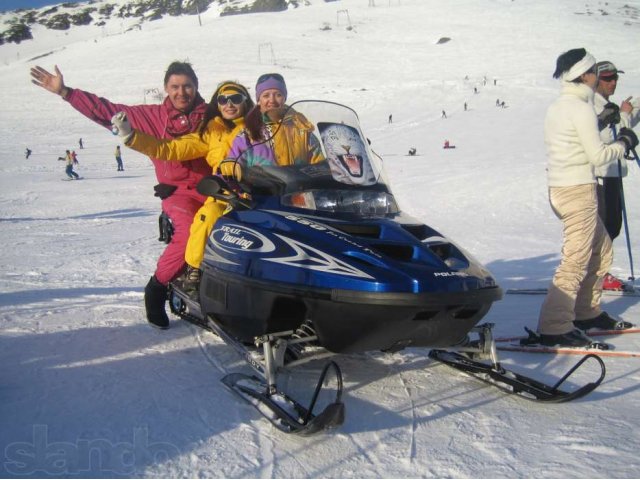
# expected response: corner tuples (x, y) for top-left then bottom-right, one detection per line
(257, 73), (284, 84)
(217, 93), (246, 106)
(600, 74), (619, 82)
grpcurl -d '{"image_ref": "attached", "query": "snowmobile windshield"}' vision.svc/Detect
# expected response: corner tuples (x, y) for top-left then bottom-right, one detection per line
(229, 100), (398, 216)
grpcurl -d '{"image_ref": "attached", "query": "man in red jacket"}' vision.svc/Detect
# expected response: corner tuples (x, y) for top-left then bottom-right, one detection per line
(30, 62), (210, 330)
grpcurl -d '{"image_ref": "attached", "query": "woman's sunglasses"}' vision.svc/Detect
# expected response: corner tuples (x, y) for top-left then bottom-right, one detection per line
(217, 93), (246, 106)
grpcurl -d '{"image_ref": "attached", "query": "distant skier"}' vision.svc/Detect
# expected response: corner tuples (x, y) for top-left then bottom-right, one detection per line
(25, 148), (32, 159)
(441, 110), (447, 119)
(64, 150), (80, 179)
(115, 145), (124, 171)
(464, 102), (467, 111)
(78, 137), (83, 149)
(71, 150), (78, 165)
(443, 139), (456, 149)
(408, 147), (416, 156)
(388, 114), (392, 124)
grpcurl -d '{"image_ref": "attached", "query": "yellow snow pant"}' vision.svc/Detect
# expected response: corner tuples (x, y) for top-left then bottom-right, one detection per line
(537, 184), (613, 335)
(185, 197), (227, 269)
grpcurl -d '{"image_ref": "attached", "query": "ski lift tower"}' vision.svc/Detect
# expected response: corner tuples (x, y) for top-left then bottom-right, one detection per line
(143, 88), (162, 104)
(258, 43), (276, 65)
(336, 9), (351, 27)
(195, 0), (202, 26)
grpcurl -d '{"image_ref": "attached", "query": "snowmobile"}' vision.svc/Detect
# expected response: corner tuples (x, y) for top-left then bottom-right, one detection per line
(168, 100), (606, 435)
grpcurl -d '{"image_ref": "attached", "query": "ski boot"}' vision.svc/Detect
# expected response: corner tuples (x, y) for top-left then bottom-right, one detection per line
(574, 311), (633, 331)
(144, 276), (170, 329)
(602, 273), (626, 291)
(177, 266), (201, 301)
(537, 328), (595, 348)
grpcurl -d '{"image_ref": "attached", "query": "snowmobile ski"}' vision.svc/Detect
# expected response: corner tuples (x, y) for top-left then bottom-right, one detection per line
(428, 349), (606, 402)
(169, 286), (345, 434)
(222, 361), (345, 435)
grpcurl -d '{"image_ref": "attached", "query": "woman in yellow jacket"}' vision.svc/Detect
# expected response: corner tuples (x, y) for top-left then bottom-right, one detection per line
(228, 73), (324, 168)
(112, 81), (254, 295)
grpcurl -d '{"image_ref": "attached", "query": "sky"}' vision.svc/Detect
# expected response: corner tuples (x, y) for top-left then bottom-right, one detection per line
(2, 0), (640, 477)
(2, 0), (82, 12)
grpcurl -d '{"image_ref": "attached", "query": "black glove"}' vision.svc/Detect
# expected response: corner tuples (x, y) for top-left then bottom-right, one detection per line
(618, 127), (639, 153)
(153, 183), (178, 199)
(597, 102), (621, 131)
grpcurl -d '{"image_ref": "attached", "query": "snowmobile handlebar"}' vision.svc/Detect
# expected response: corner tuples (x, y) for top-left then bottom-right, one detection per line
(196, 175), (253, 210)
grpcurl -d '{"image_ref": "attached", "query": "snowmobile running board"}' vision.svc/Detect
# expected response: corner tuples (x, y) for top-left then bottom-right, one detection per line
(428, 349), (606, 402)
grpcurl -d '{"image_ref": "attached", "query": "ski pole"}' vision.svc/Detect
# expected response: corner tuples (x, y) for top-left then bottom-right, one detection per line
(617, 159), (635, 281)
(613, 125), (635, 281)
(631, 147), (640, 168)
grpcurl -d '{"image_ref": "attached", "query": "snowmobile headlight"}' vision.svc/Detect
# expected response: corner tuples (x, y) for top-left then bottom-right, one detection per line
(282, 190), (399, 216)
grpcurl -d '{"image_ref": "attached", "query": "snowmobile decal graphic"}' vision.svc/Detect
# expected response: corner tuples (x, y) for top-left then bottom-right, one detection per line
(318, 122), (375, 185)
(203, 245), (240, 265)
(337, 149), (364, 178)
(264, 211), (383, 259)
(267, 234), (375, 279)
(212, 225), (276, 254)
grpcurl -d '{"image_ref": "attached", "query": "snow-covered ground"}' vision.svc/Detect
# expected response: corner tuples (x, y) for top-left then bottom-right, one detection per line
(2, 0), (640, 477)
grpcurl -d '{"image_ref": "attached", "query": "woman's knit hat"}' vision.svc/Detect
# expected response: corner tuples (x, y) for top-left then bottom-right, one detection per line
(217, 81), (250, 98)
(255, 73), (287, 100)
(553, 48), (596, 81)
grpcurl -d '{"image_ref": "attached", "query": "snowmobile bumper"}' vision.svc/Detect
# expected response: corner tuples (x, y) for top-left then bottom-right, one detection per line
(200, 267), (502, 353)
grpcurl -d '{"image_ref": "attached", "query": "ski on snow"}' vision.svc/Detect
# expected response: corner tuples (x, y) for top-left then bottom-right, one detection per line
(494, 328), (640, 343)
(506, 287), (640, 297)
(494, 328), (640, 358)
(496, 343), (640, 358)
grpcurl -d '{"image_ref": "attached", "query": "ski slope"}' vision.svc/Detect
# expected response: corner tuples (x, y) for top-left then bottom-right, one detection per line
(1, 0), (640, 477)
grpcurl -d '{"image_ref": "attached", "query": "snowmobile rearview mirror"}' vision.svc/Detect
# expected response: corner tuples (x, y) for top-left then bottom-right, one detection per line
(196, 175), (253, 211)
(196, 175), (225, 197)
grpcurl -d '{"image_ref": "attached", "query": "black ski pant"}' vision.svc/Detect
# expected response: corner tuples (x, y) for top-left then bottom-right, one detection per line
(596, 177), (623, 241)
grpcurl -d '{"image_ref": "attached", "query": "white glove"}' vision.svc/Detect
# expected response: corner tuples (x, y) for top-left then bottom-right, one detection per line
(111, 112), (133, 143)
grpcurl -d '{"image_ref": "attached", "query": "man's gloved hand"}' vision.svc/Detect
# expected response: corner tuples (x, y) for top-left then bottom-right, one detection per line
(111, 112), (133, 143)
(597, 102), (621, 131)
(618, 127), (639, 153)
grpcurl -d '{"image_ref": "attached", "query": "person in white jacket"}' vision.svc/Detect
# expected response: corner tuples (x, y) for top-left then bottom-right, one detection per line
(593, 61), (640, 290)
(536, 48), (638, 348)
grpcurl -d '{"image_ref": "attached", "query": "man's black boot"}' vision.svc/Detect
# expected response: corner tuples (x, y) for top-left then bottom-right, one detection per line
(144, 276), (169, 329)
